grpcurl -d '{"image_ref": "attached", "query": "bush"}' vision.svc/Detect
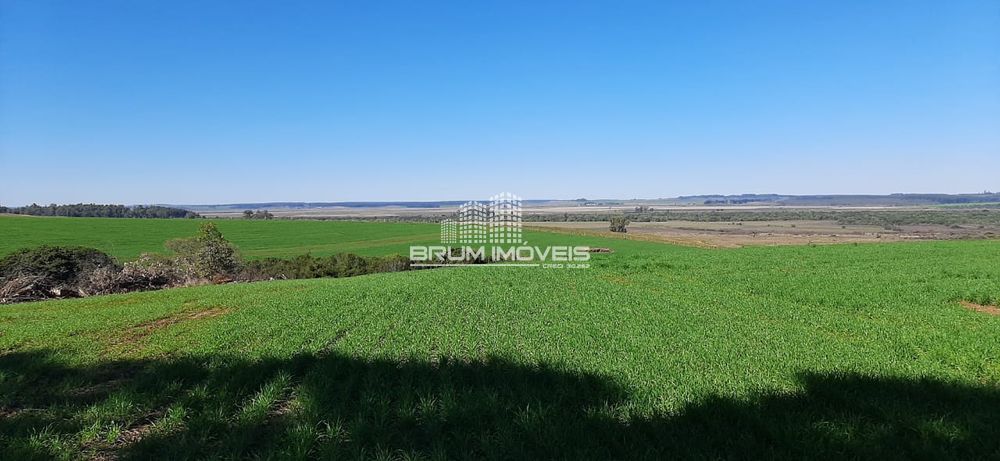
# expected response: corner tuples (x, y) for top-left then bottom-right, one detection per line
(609, 216), (630, 233)
(0, 246), (120, 302)
(165, 223), (242, 278)
(239, 253), (411, 281)
(0, 246), (120, 288)
(243, 210), (275, 220)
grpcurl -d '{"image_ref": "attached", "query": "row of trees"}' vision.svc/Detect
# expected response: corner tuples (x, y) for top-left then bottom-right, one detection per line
(703, 198), (759, 205)
(0, 203), (200, 219)
(242, 210), (275, 220)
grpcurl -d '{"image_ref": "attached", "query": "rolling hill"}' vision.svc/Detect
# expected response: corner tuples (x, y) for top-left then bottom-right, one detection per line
(1, 226), (998, 459)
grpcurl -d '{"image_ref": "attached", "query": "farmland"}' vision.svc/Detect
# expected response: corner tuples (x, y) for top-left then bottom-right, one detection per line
(0, 215), (440, 260)
(1, 216), (998, 459)
(528, 219), (1000, 248)
(4, 0), (996, 458)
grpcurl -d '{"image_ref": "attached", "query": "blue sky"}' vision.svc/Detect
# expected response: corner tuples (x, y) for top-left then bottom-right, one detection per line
(1, 0), (998, 205)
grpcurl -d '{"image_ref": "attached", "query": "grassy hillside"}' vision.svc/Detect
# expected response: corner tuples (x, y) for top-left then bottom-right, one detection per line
(0, 215), (440, 260)
(1, 235), (998, 459)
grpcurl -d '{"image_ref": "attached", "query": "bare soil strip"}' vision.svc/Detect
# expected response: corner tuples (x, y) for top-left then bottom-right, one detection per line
(960, 301), (1000, 316)
(90, 410), (165, 461)
(111, 306), (233, 348)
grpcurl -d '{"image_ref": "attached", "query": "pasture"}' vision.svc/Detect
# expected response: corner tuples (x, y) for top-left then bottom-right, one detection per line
(0, 217), (998, 459)
(0, 215), (439, 260)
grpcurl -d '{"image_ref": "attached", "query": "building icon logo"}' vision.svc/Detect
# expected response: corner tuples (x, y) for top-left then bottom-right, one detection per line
(442, 192), (522, 245)
(411, 191), (589, 268)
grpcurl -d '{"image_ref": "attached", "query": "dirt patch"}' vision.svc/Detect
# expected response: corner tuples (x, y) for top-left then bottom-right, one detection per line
(269, 392), (298, 418)
(116, 412), (161, 446)
(135, 306), (231, 334)
(114, 306), (232, 346)
(960, 301), (1000, 316)
(89, 410), (164, 461)
(0, 407), (24, 419)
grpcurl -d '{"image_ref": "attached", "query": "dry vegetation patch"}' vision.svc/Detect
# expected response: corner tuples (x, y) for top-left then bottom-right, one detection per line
(528, 220), (1000, 248)
(112, 306), (233, 347)
(135, 306), (232, 333)
(960, 301), (1000, 316)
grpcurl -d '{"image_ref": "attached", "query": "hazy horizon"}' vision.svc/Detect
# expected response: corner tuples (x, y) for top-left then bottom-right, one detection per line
(6, 190), (1000, 209)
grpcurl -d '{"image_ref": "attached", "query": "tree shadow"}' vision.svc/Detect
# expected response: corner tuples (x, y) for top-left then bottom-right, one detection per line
(1, 349), (997, 459)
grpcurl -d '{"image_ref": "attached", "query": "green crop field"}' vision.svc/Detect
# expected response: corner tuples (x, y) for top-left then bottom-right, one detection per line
(1, 218), (999, 459)
(0, 215), (441, 260)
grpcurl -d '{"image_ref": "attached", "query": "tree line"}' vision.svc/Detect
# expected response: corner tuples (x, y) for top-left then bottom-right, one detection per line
(523, 209), (1000, 227)
(0, 203), (200, 219)
(243, 210), (275, 220)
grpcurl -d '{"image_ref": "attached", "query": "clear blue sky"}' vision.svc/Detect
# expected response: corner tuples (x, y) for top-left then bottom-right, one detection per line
(1, 0), (997, 205)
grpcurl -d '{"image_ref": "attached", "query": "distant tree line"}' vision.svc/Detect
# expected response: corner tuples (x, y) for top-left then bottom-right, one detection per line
(0, 203), (200, 219)
(703, 199), (759, 205)
(521, 209), (1000, 227)
(689, 193), (1000, 206)
(242, 210), (275, 220)
(157, 208), (1000, 228)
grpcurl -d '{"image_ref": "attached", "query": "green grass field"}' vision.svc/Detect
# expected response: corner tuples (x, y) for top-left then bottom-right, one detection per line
(1, 217), (999, 459)
(0, 215), (441, 260)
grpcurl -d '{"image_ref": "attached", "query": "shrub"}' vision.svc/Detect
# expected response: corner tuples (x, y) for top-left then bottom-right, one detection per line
(165, 223), (242, 278)
(374, 255), (411, 273)
(239, 253), (411, 281)
(609, 216), (630, 233)
(0, 245), (119, 288)
(0, 246), (120, 302)
(243, 210), (275, 220)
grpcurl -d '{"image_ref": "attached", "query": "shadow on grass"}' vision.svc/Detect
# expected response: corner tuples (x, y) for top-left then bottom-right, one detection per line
(1, 349), (998, 459)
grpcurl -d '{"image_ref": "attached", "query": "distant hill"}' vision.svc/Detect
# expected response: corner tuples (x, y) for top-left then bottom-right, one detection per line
(168, 200), (559, 212)
(676, 193), (1000, 206)
(166, 193), (1000, 211)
